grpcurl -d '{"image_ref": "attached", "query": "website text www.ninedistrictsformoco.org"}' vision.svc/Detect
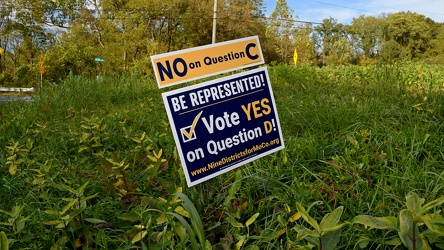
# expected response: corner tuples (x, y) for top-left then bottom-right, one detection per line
(190, 138), (280, 177)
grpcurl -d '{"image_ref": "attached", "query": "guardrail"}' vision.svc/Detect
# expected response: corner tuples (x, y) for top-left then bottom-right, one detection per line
(0, 87), (35, 102)
(0, 87), (36, 93)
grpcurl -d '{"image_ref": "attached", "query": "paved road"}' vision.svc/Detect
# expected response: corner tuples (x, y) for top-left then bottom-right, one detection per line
(0, 95), (33, 102)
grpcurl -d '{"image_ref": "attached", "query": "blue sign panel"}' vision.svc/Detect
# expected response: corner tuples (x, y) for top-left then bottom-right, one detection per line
(162, 67), (284, 187)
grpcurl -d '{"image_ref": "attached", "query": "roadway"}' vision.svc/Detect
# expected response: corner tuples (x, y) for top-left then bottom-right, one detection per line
(0, 95), (33, 102)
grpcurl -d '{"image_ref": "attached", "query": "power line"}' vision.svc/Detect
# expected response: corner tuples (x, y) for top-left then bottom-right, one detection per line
(302, 0), (444, 22)
(0, 4), (442, 29)
(0, 5), (323, 26)
(339, 0), (444, 17)
(303, 0), (379, 14)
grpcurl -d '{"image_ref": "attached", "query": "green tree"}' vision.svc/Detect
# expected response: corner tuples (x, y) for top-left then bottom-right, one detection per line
(180, 0), (214, 46)
(348, 14), (385, 64)
(58, 0), (268, 76)
(327, 37), (353, 65)
(293, 24), (316, 65)
(379, 39), (402, 64)
(181, 0), (267, 48)
(217, 0), (267, 42)
(0, 3), (12, 73)
(313, 17), (346, 66)
(385, 11), (434, 60)
(265, 0), (297, 63)
(424, 23), (444, 64)
(49, 0), (190, 77)
(0, 0), (84, 79)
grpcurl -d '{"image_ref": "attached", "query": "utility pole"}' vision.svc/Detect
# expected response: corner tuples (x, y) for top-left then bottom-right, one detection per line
(212, 0), (217, 44)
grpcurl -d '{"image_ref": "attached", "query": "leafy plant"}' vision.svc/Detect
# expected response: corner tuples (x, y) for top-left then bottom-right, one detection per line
(5, 140), (33, 175)
(44, 182), (98, 228)
(0, 231), (8, 250)
(226, 212), (260, 250)
(92, 132), (169, 197)
(72, 115), (109, 154)
(118, 189), (210, 249)
(43, 182), (99, 248)
(293, 202), (346, 250)
(174, 192), (209, 249)
(0, 205), (30, 238)
(353, 192), (444, 250)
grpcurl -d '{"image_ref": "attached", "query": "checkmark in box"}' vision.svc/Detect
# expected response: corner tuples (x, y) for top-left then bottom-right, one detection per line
(180, 111), (203, 143)
(181, 125), (197, 142)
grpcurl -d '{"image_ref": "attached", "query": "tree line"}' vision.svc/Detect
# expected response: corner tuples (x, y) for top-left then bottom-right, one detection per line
(0, 0), (443, 86)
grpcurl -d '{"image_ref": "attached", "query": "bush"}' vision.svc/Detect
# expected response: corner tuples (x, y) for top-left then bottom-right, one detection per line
(0, 72), (14, 87)
(13, 64), (37, 87)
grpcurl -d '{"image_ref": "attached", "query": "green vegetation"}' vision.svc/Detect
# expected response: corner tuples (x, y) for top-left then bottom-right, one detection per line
(1, 62), (443, 249)
(1, 0), (444, 248)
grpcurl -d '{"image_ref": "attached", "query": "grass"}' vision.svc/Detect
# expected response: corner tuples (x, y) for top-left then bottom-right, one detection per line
(0, 62), (443, 249)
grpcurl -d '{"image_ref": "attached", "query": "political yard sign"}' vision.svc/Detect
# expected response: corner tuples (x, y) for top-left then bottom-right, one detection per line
(162, 67), (284, 187)
(151, 36), (264, 88)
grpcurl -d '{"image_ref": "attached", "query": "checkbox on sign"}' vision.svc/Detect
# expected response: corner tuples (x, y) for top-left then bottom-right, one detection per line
(180, 111), (203, 143)
(181, 125), (197, 142)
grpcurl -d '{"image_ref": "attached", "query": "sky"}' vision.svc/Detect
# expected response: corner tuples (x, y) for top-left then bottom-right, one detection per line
(263, 0), (444, 24)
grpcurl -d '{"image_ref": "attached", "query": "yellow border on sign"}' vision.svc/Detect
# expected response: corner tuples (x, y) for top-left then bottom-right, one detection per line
(151, 36), (264, 88)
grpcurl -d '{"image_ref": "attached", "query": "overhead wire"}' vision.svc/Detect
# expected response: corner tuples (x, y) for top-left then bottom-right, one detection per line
(1, 4), (443, 34)
(339, 0), (444, 17)
(303, 0), (379, 14)
(302, 0), (444, 20)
